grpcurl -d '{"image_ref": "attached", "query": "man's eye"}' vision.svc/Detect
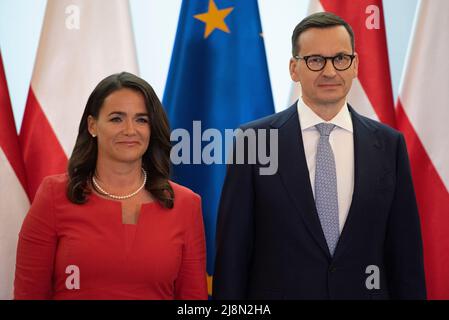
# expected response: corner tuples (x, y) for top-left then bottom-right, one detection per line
(310, 56), (323, 63)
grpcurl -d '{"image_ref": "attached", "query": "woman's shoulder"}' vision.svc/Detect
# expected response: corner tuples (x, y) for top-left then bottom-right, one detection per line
(40, 173), (69, 188)
(168, 180), (201, 203)
(35, 173), (69, 197)
(29, 173), (70, 210)
(167, 181), (202, 222)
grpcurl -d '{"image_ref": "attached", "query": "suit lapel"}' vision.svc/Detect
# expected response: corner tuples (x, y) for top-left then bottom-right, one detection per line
(333, 105), (381, 261)
(273, 105), (331, 258)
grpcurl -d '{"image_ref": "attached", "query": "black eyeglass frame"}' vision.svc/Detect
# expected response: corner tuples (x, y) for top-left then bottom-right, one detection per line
(293, 53), (356, 71)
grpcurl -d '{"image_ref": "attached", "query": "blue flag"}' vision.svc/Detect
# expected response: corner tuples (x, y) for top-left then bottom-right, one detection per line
(163, 0), (274, 284)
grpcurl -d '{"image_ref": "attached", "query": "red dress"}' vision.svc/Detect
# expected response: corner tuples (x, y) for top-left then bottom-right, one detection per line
(14, 174), (208, 300)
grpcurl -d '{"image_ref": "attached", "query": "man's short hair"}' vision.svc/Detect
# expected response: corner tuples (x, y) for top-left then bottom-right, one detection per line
(291, 12), (355, 56)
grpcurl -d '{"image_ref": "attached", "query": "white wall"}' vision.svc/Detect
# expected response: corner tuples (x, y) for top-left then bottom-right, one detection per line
(0, 0), (418, 130)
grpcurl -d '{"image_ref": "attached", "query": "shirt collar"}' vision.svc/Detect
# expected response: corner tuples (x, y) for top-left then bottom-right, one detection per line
(296, 98), (353, 133)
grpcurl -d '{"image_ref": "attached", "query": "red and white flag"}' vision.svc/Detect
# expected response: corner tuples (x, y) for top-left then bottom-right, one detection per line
(20, 0), (138, 200)
(0, 53), (29, 299)
(289, 0), (396, 128)
(396, 0), (449, 299)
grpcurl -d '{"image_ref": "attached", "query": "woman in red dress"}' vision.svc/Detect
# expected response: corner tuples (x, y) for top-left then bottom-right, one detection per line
(14, 72), (208, 299)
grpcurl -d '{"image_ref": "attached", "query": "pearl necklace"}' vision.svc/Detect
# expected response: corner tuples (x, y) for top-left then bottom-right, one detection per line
(92, 168), (147, 200)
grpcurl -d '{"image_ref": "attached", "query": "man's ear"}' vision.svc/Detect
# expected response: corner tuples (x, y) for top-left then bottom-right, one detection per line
(87, 115), (97, 137)
(290, 57), (300, 82)
(352, 52), (359, 78)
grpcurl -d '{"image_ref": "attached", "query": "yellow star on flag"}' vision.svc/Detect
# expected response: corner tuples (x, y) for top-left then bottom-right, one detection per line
(194, 0), (234, 39)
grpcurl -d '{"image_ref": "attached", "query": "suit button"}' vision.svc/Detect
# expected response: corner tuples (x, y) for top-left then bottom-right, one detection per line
(329, 266), (337, 273)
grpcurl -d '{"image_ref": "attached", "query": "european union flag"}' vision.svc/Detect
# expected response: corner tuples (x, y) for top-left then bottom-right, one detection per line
(163, 0), (274, 287)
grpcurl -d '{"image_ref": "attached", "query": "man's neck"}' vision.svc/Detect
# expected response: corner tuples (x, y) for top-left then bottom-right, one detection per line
(302, 97), (346, 121)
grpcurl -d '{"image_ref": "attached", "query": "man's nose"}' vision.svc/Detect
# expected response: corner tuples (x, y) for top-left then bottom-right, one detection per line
(322, 58), (337, 77)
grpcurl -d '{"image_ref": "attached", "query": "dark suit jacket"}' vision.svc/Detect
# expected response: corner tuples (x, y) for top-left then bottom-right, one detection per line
(213, 103), (426, 300)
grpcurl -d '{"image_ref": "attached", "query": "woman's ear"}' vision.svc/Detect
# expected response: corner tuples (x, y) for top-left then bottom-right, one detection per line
(87, 115), (97, 137)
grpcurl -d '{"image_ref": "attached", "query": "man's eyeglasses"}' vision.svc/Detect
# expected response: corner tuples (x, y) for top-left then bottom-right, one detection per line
(293, 53), (356, 72)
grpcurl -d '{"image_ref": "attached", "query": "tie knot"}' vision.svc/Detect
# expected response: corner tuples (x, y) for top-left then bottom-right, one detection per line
(315, 123), (336, 137)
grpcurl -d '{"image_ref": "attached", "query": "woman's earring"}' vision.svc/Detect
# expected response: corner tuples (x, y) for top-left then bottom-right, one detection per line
(92, 134), (96, 138)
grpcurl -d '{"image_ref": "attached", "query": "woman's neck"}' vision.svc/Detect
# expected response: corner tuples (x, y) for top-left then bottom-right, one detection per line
(93, 157), (144, 194)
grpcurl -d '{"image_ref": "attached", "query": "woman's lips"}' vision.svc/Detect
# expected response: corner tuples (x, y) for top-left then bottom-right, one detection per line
(117, 141), (140, 146)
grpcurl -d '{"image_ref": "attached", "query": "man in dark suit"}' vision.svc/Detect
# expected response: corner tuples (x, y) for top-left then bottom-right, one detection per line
(213, 12), (426, 299)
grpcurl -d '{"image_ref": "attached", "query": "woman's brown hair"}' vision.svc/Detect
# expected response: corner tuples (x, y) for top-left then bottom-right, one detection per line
(67, 72), (174, 208)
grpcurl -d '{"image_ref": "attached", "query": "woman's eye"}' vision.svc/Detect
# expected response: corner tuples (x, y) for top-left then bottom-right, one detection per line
(110, 117), (122, 122)
(137, 118), (149, 123)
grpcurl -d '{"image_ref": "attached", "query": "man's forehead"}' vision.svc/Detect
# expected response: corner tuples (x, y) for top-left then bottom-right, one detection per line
(298, 26), (352, 54)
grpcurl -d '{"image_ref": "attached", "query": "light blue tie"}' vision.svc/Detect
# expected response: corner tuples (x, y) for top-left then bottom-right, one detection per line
(315, 123), (340, 256)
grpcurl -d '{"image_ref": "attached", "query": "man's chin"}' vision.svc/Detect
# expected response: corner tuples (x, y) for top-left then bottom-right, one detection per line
(316, 96), (346, 106)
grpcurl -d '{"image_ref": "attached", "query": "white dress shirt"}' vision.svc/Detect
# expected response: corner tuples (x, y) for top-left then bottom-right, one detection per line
(297, 99), (354, 233)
